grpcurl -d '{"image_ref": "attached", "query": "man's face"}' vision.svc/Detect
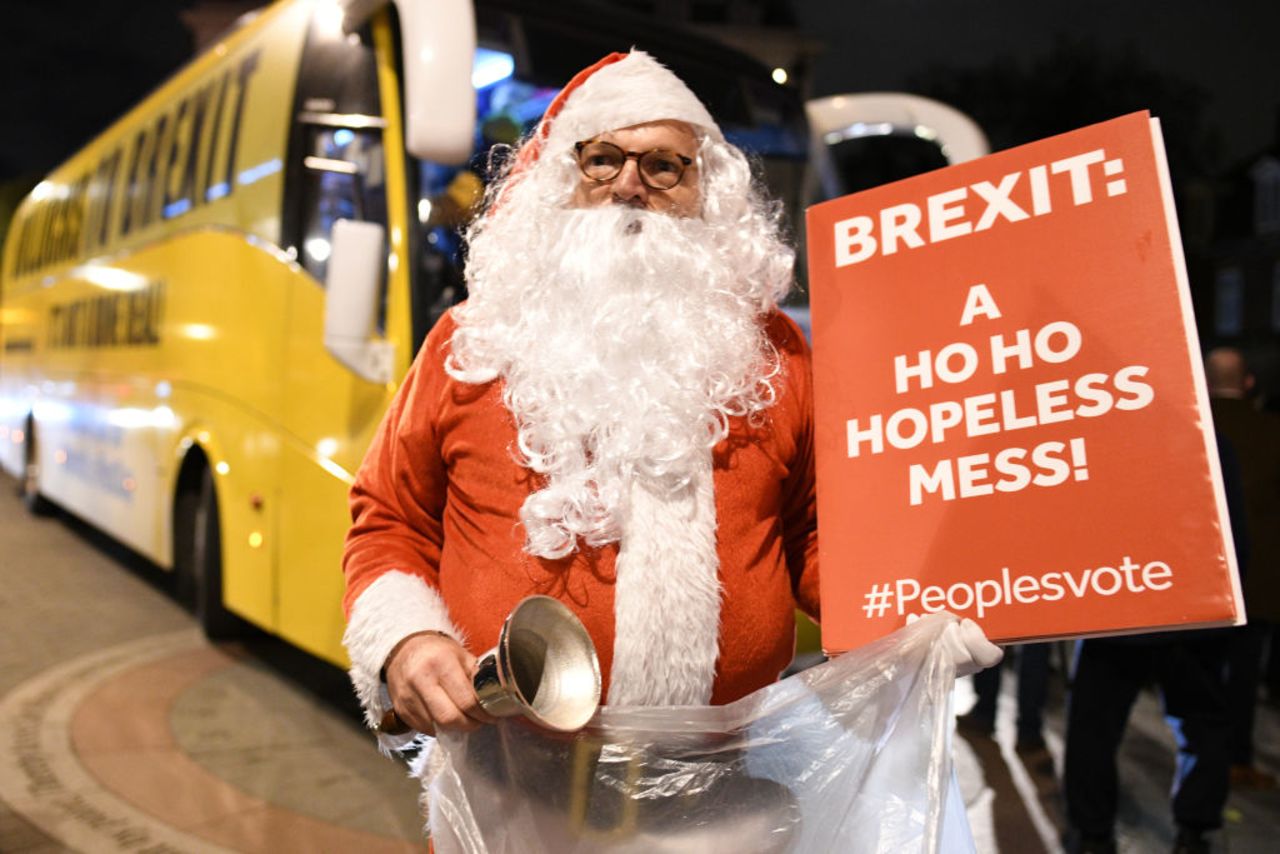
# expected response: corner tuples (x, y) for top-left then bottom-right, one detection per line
(570, 120), (701, 216)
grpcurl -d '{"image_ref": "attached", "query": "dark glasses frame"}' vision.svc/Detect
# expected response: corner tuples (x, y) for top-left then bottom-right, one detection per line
(573, 140), (694, 191)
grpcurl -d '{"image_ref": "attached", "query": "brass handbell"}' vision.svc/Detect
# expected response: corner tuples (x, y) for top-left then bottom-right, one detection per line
(379, 595), (601, 734)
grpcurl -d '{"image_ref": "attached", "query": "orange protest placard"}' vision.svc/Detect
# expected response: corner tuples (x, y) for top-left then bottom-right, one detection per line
(806, 111), (1245, 652)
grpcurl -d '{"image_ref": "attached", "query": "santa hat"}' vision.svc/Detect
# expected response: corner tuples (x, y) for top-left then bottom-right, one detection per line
(516, 50), (723, 172)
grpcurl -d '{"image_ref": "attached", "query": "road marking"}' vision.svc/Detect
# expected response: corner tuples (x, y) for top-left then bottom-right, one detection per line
(0, 630), (422, 853)
(0, 630), (237, 853)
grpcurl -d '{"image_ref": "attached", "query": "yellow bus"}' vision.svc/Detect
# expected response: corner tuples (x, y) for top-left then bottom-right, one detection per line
(0, 0), (808, 665)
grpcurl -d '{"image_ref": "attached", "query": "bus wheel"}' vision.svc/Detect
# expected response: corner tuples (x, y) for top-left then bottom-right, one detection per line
(175, 466), (249, 640)
(20, 419), (54, 516)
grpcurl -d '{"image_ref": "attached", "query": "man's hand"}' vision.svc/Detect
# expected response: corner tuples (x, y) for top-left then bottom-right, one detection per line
(940, 617), (1003, 678)
(383, 631), (497, 735)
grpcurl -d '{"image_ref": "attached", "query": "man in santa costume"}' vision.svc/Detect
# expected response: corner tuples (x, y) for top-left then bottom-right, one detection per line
(341, 50), (998, 755)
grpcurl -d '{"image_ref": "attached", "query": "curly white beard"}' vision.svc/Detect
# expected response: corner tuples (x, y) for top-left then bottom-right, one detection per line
(448, 200), (781, 558)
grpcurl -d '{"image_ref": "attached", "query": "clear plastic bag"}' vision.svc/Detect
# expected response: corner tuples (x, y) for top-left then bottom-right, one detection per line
(426, 613), (973, 853)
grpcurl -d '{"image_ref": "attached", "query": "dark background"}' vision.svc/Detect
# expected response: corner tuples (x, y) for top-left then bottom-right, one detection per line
(798, 0), (1280, 167)
(3, 1), (1276, 181)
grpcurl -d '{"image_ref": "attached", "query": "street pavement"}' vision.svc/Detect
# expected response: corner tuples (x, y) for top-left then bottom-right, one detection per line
(1, 475), (1276, 852)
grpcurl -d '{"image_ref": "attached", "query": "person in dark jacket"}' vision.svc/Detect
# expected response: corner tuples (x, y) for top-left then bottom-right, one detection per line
(1061, 434), (1249, 854)
(1206, 347), (1280, 789)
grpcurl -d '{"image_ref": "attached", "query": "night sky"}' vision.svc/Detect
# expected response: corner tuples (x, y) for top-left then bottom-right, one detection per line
(1, 0), (1277, 182)
(0, 1), (195, 183)
(795, 0), (1280, 171)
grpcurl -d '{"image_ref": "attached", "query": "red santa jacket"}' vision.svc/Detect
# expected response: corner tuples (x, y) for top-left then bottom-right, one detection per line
(342, 308), (819, 722)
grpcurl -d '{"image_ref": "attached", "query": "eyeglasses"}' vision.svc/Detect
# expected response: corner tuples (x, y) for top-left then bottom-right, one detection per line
(574, 140), (693, 191)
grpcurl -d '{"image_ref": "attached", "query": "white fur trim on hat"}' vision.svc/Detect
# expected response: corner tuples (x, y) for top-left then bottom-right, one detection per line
(343, 570), (463, 754)
(607, 450), (722, 706)
(542, 49), (723, 158)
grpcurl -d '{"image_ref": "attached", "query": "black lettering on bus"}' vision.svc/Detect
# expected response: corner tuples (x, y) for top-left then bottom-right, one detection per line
(14, 214), (31, 276)
(59, 303), (71, 347)
(57, 193), (74, 263)
(44, 198), (62, 268)
(161, 98), (192, 218)
(57, 189), (76, 264)
(97, 147), (123, 245)
(87, 296), (100, 347)
(95, 294), (113, 347)
(84, 160), (102, 251)
(109, 293), (122, 347)
(68, 175), (89, 261)
(53, 195), (70, 265)
(103, 148), (123, 245)
(58, 184), (73, 263)
(84, 160), (106, 252)
(76, 176), (90, 259)
(32, 206), (48, 272)
(53, 197), (70, 266)
(37, 202), (55, 269)
(126, 289), (141, 345)
(18, 215), (29, 274)
(142, 113), (171, 228)
(63, 301), (77, 347)
(23, 209), (42, 275)
(11, 217), (24, 276)
(203, 71), (231, 202)
(60, 191), (75, 263)
(31, 209), (47, 272)
(28, 202), (45, 271)
(147, 281), (164, 344)
(91, 148), (123, 250)
(113, 292), (127, 345)
(45, 281), (165, 349)
(120, 128), (151, 237)
(220, 50), (263, 197)
(87, 294), (98, 348)
(37, 201), (57, 269)
(12, 216), (24, 275)
(177, 83), (214, 212)
(29, 203), (46, 271)
(86, 296), (98, 347)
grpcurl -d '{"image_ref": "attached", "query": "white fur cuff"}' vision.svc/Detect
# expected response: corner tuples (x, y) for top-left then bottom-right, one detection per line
(343, 571), (462, 753)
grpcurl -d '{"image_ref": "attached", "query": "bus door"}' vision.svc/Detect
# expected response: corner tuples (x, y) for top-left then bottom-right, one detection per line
(274, 10), (401, 660)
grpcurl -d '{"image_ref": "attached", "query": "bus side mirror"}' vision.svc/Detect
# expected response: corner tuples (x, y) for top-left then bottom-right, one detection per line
(393, 0), (476, 165)
(342, 1), (475, 164)
(324, 219), (393, 384)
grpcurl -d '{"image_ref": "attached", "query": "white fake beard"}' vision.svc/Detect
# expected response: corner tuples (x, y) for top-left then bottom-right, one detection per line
(450, 203), (777, 559)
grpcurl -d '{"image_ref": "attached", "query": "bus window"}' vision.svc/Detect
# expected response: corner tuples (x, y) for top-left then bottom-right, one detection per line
(284, 15), (390, 328)
(298, 126), (389, 288)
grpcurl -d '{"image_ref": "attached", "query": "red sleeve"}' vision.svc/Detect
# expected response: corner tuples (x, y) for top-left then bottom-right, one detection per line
(773, 312), (821, 622)
(341, 315), (454, 617)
